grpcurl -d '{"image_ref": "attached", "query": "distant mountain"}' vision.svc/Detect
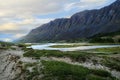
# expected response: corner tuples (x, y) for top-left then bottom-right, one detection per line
(20, 0), (120, 43)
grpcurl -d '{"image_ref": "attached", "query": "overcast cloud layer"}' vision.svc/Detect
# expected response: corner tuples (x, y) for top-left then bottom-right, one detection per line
(0, 0), (116, 42)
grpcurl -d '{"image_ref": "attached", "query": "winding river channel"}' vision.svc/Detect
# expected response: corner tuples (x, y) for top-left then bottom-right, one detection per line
(29, 43), (120, 51)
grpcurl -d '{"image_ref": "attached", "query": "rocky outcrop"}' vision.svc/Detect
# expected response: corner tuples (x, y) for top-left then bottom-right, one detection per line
(0, 50), (22, 80)
(0, 48), (43, 80)
(20, 0), (120, 43)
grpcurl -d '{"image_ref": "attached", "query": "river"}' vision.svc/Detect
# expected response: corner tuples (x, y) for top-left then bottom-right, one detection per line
(29, 43), (120, 51)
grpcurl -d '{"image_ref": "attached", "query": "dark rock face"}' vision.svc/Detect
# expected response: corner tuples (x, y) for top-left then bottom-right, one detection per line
(20, 0), (120, 42)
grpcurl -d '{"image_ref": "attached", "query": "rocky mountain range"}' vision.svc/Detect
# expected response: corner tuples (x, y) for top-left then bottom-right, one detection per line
(20, 0), (120, 43)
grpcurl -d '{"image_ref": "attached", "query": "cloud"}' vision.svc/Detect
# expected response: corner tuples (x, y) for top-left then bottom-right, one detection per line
(13, 34), (26, 38)
(1, 0), (115, 18)
(0, 23), (18, 31)
(0, 0), (76, 18)
(65, 0), (116, 11)
(0, 17), (53, 41)
(0, 18), (53, 34)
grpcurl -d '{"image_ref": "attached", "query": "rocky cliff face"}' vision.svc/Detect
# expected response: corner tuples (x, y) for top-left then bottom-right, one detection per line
(20, 0), (120, 42)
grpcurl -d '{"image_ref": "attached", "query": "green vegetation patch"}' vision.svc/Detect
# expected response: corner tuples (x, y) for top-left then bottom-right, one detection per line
(41, 60), (116, 80)
(90, 47), (120, 53)
(91, 31), (120, 37)
(87, 75), (108, 80)
(0, 41), (14, 49)
(23, 49), (93, 62)
(102, 56), (120, 71)
(50, 44), (92, 48)
(21, 62), (42, 80)
(17, 43), (32, 48)
(89, 31), (120, 43)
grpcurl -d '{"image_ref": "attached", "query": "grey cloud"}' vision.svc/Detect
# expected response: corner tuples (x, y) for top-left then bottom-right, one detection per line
(0, 30), (28, 34)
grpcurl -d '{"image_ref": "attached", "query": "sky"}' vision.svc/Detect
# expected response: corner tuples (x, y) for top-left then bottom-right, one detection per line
(0, 0), (116, 42)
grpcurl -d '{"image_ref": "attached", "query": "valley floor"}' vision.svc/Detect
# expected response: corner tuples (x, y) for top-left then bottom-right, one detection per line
(0, 44), (120, 80)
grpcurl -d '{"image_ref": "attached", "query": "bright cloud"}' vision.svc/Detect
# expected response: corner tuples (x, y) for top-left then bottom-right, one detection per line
(65, 0), (116, 11)
(13, 34), (26, 38)
(0, 0), (116, 41)
(0, 18), (53, 34)
(0, 23), (18, 31)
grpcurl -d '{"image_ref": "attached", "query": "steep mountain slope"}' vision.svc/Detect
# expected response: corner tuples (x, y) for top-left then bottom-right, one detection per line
(20, 0), (120, 43)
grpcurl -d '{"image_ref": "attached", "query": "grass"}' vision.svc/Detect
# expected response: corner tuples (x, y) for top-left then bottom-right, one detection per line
(101, 56), (120, 71)
(21, 44), (120, 80)
(21, 60), (117, 80)
(41, 60), (116, 80)
(20, 60), (117, 80)
(89, 31), (120, 43)
(23, 49), (94, 62)
(0, 41), (15, 50)
(91, 30), (120, 37)
(24, 62), (37, 69)
(90, 47), (120, 53)
(23, 46), (120, 79)
(88, 47), (120, 71)
(22, 63), (41, 80)
(17, 43), (32, 48)
(87, 74), (109, 80)
(0, 41), (14, 46)
(23, 47), (120, 63)
(50, 44), (92, 48)
(50, 43), (120, 48)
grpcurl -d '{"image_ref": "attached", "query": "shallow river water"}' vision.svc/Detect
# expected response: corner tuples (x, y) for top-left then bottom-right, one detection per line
(29, 43), (120, 51)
